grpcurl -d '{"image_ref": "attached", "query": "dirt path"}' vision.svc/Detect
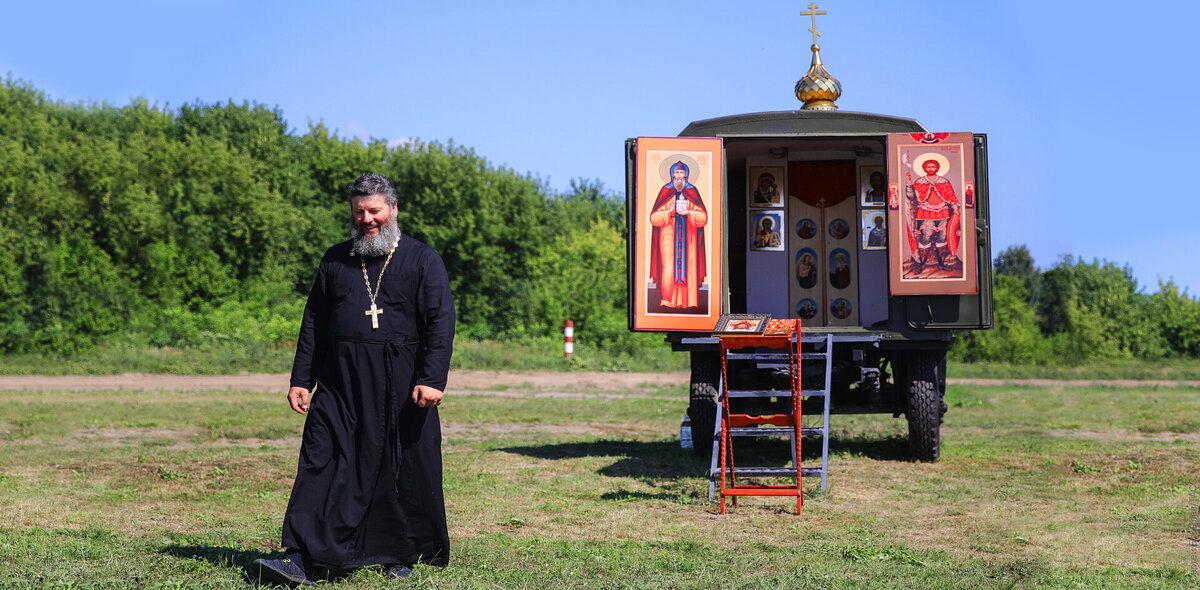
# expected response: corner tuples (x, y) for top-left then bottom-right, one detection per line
(0, 372), (1196, 392)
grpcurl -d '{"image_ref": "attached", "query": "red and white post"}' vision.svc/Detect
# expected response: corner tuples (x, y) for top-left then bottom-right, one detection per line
(564, 320), (574, 359)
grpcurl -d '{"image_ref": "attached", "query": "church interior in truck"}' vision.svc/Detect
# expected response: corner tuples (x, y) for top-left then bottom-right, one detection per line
(725, 136), (892, 330)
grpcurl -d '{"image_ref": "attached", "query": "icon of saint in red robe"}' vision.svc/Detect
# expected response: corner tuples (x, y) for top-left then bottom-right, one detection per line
(903, 152), (961, 275)
(650, 161), (708, 309)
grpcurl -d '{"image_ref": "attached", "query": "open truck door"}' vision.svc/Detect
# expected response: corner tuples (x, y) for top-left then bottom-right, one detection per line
(625, 137), (726, 334)
(886, 132), (993, 331)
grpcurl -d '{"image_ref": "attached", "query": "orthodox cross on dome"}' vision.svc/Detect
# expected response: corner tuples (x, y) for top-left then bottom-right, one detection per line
(800, 2), (826, 47)
(794, 1), (841, 110)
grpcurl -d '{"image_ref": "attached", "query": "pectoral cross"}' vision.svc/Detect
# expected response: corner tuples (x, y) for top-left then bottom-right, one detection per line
(365, 303), (383, 329)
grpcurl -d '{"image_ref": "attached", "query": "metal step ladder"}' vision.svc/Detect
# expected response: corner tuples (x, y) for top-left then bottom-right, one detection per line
(707, 332), (833, 513)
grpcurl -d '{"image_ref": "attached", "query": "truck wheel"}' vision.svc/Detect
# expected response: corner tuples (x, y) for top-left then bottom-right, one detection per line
(687, 351), (720, 458)
(905, 353), (942, 462)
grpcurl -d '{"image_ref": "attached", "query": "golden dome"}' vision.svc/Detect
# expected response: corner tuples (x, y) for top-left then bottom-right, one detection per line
(795, 43), (841, 111)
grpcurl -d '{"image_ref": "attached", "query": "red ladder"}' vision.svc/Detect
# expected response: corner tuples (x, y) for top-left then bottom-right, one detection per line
(716, 319), (804, 513)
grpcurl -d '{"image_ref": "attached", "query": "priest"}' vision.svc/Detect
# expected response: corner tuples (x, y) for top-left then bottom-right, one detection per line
(254, 173), (455, 585)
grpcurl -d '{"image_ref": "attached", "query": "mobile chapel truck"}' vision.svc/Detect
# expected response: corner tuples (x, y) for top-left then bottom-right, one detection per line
(624, 29), (993, 466)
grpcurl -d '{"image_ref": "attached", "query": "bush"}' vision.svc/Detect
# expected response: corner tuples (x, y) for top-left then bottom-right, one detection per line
(953, 275), (1049, 363)
(0, 78), (643, 357)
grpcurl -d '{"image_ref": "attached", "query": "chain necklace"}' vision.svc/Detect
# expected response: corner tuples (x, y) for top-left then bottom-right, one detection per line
(360, 238), (400, 330)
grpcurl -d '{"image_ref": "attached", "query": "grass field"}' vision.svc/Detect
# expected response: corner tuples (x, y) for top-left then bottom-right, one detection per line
(0, 338), (690, 376)
(5, 339), (1199, 380)
(0, 377), (1197, 588)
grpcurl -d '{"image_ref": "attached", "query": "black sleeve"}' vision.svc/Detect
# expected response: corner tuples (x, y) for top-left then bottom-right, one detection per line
(414, 250), (455, 391)
(289, 258), (330, 389)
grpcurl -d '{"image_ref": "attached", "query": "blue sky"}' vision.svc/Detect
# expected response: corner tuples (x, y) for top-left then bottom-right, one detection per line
(3, 1), (1196, 294)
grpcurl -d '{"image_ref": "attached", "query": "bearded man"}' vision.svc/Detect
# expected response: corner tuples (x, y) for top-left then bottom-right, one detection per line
(865, 171), (886, 205)
(867, 214), (887, 248)
(254, 173), (455, 585)
(754, 216), (781, 249)
(830, 252), (851, 290)
(649, 161), (708, 309)
(904, 157), (960, 272)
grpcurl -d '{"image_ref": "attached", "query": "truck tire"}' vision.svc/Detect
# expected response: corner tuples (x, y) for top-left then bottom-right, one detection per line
(905, 352), (943, 462)
(687, 351), (720, 458)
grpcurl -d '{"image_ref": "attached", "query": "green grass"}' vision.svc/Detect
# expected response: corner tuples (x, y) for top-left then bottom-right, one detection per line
(0, 343), (298, 376)
(3, 337), (1196, 378)
(450, 336), (687, 372)
(0, 379), (1197, 588)
(0, 337), (689, 375)
(949, 358), (1200, 381)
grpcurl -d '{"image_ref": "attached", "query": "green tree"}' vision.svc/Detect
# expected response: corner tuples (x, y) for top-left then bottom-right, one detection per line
(546, 178), (624, 234)
(1038, 256), (1168, 361)
(522, 219), (627, 345)
(994, 244), (1040, 305)
(27, 236), (133, 353)
(953, 274), (1048, 363)
(386, 141), (554, 338)
(1149, 280), (1200, 357)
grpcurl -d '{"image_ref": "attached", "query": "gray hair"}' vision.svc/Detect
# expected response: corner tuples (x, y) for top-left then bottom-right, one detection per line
(346, 173), (398, 207)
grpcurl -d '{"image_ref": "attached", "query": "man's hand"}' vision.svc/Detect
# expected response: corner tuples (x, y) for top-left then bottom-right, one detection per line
(412, 385), (443, 408)
(288, 386), (311, 414)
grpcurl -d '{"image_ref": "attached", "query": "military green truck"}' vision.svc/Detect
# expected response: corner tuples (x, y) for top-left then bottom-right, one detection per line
(624, 108), (993, 463)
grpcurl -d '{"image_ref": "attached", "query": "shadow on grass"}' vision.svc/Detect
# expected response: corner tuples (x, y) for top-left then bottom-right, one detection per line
(161, 544), (271, 569)
(160, 545), (357, 586)
(500, 439), (703, 481)
(502, 433), (914, 477)
(822, 433), (912, 461)
(599, 489), (683, 502)
(682, 433), (913, 466)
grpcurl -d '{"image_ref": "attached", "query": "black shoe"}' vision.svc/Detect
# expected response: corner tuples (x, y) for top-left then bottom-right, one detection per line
(253, 552), (315, 586)
(386, 564), (413, 580)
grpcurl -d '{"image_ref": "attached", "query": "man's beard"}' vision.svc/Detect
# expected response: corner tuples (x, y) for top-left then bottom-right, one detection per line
(350, 216), (402, 257)
(673, 178), (685, 192)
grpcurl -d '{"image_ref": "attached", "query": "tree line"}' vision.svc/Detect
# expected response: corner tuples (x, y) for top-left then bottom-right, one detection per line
(953, 245), (1200, 363)
(2, 78), (1197, 363)
(0, 78), (636, 355)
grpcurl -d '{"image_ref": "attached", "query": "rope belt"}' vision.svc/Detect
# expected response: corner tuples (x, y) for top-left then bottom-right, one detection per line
(327, 335), (417, 474)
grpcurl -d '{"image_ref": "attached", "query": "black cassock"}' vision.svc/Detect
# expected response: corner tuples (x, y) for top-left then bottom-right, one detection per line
(284, 237), (454, 569)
